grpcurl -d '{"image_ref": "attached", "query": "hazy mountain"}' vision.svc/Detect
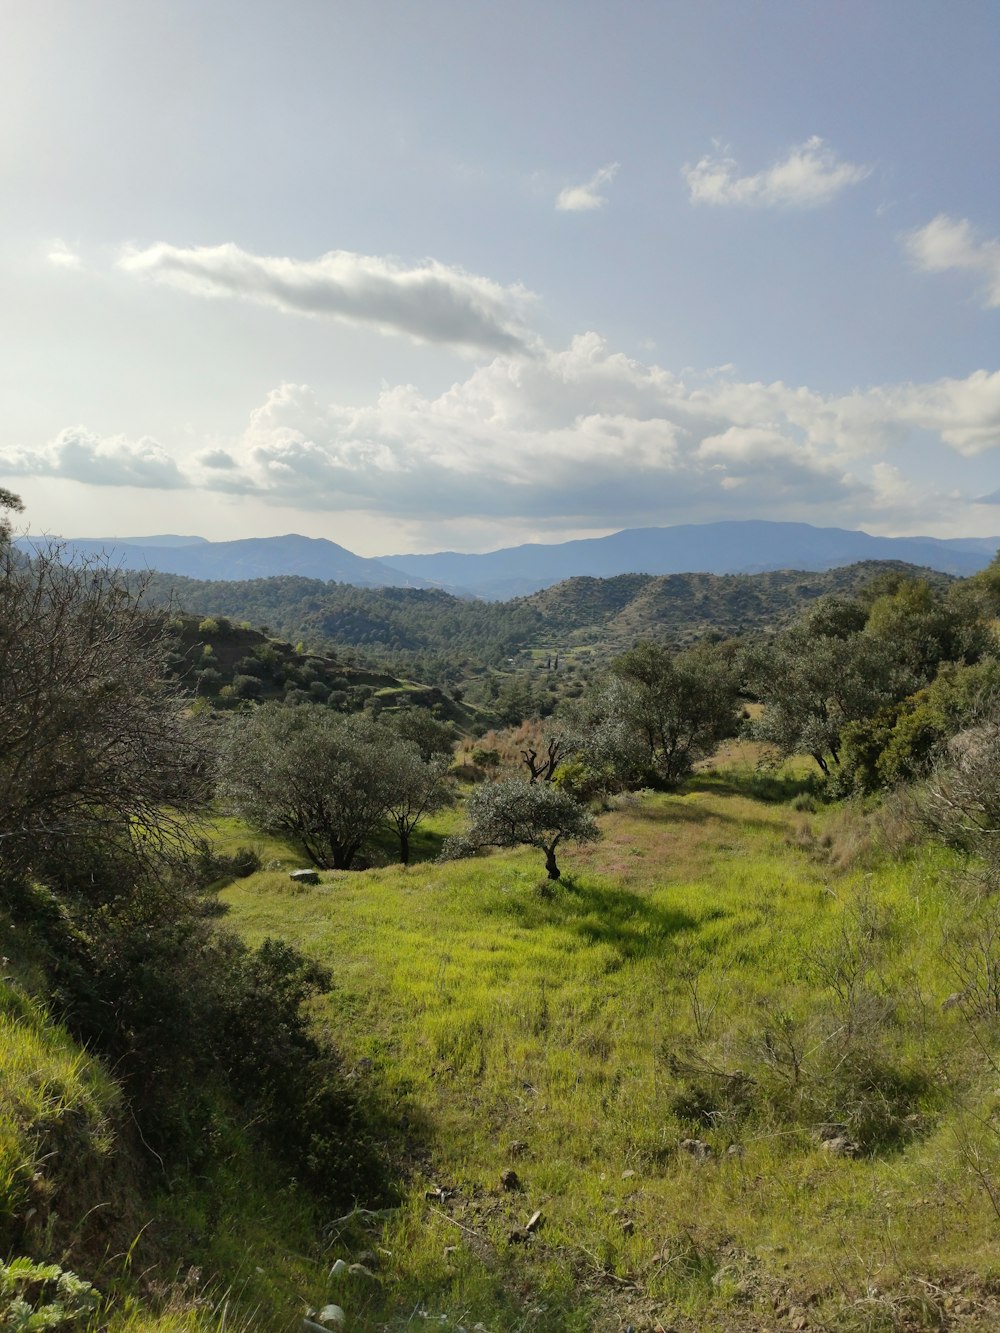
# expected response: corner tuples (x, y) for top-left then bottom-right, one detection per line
(386, 520), (1000, 598)
(16, 533), (431, 589)
(67, 533), (211, 548)
(17, 521), (998, 599)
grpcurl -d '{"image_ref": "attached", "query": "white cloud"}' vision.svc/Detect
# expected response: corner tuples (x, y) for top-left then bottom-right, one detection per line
(47, 240), (82, 269)
(556, 163), (619, 212)
(0, 427), (188, 489)
(903, 214), (1000, 308)
(874, 369), (1000, 456)
(5, 339), (998, 531)
(683, 136), (870, 208)
(117, 242), (537, 355)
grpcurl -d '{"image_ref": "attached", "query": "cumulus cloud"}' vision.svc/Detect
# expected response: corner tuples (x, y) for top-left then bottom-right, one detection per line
(117, 242), (537, 355)
(556, 163), (619, 212)
(683, 136), (870, 208)
(5, 339), (998, 530)
(903, 214), (1000, 308)
(0, 427), (188, 489)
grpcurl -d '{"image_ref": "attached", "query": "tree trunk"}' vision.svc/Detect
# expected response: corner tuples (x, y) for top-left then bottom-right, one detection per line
(811, 751), (830, 775)
(399, 829), (411, 865)
(544, 844), (561, 880)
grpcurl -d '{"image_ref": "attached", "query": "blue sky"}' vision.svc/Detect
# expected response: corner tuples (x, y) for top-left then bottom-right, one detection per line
(1, 0), (998, 553)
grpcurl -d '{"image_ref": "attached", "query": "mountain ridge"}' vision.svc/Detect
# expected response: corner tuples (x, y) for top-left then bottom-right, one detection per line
(17, 520), (999, 598)
(385, 519), (1000, 597)
(16, 531), (431, 589)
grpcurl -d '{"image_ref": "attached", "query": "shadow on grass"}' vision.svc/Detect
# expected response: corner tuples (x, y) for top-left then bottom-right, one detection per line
(494, 874), (700, 959)
(686, 769), (824, 805)
(622, 794), (796, 839)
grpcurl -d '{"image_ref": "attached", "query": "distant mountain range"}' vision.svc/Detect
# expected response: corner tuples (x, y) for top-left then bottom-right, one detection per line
(17, 520), (999, 599)
(385, 521), (1000, 597)
(16, 532), (433, 590)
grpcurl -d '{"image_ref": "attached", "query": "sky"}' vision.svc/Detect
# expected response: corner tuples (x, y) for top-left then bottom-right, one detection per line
(1, 0), (999, 555)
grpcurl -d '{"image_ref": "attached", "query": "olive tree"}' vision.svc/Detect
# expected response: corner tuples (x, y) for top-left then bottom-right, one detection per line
(218, 705), (399, 869)
(384, 748), (453, 865)
(442, 778), (599, 880)
(743, 627), (917, 775)
(590, 642), (741, 788)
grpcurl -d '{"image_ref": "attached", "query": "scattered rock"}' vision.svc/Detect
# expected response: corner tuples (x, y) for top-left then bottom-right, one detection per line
(680, 1138), (713, 1161)
(500, 1168), (522, 1191)
(355, 1249), (379, 1270)
(508, 1226), (529, 1244)
(942, 991), (966, 1011)
(820, 1136), (860, 1158)
(508, 1139), (528, 1157)
(725, 1143), (743, 1157)
(525, 1209), (544, 1233)
(327, 1259), (347, 1279)
(289, 868), (320, 885)
(424, 1184), (456, 1202)
(348, 1263), (377, 1280)
(621, 1218), (635, 1235)
(303, 1305), (345, 1330)
(621, 1168), (636, 1179)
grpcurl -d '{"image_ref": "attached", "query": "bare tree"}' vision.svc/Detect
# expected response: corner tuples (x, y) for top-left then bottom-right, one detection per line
(0, 519), (208, 895)
(520, 732), (572, 784)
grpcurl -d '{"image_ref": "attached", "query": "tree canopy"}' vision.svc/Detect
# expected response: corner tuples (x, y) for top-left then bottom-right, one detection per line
(442, 778), (599, 880)
(218, 704), (452, 868)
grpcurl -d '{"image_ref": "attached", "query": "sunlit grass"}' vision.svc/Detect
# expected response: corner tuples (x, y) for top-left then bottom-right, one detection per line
(211, 759), (1000, 1328)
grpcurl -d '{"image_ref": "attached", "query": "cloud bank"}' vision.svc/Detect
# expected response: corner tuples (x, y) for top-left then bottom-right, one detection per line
(904, 214), (1000, 308)
(118, 242), (537, 355)
(556, 163), (620, 212)
(683, 137), (870, 208)
(0, 427), (188, 489)
(4, 339), (998, 531)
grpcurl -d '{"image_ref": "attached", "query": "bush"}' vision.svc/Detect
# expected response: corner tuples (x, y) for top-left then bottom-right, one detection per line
(231, 673), (264, 699)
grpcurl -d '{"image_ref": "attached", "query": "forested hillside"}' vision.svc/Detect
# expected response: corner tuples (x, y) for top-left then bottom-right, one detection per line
(143, 559), (953, 681)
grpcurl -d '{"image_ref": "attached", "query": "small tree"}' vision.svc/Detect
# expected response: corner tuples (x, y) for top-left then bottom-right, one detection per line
(520, 730), (574, 784)
(442, 778), (599, 880)
(384, 746), (453, 865)
(0, 487), (23, 544)
(388, 707), (455, 761)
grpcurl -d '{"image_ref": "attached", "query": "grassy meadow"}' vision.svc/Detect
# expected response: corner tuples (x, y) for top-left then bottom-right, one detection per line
(199, 752), (1000, 1332)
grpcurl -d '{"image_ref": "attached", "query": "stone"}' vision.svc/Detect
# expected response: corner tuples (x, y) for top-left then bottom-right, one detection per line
(820, 1136), (860, 1157)
(525, 1209), (544, 1233)
(680, 1138), (712, 1161)
(501, 1168), (522, 1191)
(289, 868), (320, 885)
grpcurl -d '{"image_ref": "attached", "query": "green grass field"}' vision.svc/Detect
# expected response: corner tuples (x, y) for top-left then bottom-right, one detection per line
(208, 760), (1000, 1331)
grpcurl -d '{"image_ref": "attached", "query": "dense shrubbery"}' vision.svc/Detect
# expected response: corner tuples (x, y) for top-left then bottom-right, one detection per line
(0, 498), (390, 1234)
(743, 576), (999, 786)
